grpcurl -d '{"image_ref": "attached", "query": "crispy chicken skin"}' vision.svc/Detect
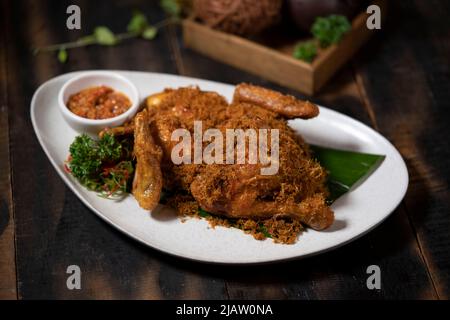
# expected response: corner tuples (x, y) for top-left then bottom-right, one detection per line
(189, 103), (333, 230)
(132, 110), (163, 210)
(233, 83), (319, 119)
(117, 84), (334, 230)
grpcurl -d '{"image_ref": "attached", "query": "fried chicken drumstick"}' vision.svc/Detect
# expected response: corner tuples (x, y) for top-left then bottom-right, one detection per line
(104, 84), (334, 231)
(131, 110), (163, 211)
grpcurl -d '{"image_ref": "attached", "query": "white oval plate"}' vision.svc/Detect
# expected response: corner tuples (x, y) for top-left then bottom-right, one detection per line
(31, 71), (409, 264)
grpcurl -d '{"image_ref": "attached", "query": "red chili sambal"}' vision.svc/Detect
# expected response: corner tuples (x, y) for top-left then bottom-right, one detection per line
(67, 86), (132, 120)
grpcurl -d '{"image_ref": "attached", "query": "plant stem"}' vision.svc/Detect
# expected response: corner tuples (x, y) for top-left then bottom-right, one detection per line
(153, 17), (177, 29)
(115, 31), (137, 41)
(34, 37), (96, 54)
(33, 17), (176, 55)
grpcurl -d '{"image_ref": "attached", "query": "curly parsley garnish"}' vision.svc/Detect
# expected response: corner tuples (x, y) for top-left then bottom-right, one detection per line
(293, 14), (352, 63)
(66, 134), (134, 198)
(311, 14), (352, 48)
(293, 40), (318, 63)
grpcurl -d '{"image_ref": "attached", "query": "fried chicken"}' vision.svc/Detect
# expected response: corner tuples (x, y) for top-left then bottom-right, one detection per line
(110, 84), (334, 231)
(132, 110), (163, 211)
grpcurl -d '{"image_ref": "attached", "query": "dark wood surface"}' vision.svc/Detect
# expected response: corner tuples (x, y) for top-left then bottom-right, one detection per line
(0, 0), (448, 299)
(0, 0), (16, 299)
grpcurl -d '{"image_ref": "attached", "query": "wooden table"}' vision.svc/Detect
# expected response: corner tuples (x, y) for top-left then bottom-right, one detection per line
(1, 0), (449, 300)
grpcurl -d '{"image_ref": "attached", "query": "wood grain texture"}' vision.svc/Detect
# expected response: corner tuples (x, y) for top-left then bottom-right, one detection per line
(0, 0), (17, 300)
(2, 0), (447, 300)
(354, 0), (450, 299)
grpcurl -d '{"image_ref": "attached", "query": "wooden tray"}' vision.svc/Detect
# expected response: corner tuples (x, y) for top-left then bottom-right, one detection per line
(183, 0), (386, 95)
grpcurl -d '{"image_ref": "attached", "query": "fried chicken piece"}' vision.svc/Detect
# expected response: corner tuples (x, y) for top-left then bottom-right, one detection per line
(131, 84), (334, 230)
(145, 87), (229, 191)
(233, 83), (319, 119)
(191, 164), (333, 230)
(189, 105), (333, 230)
(132, 110), (163, 210)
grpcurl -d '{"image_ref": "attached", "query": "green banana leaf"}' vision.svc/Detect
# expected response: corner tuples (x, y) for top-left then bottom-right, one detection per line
(310, 145), (385, 203)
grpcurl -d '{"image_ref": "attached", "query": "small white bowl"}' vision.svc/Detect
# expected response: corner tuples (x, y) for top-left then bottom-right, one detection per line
(58, 71), (140, 135)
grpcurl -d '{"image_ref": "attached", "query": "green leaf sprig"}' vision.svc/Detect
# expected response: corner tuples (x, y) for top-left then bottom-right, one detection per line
(293, 14), (352, 63)
(34, 10), (176, 63)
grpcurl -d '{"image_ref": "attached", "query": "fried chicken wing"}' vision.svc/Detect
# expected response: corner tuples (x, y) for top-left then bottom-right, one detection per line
(132, 110), (163, 210)
(233, 83), (319, 119)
